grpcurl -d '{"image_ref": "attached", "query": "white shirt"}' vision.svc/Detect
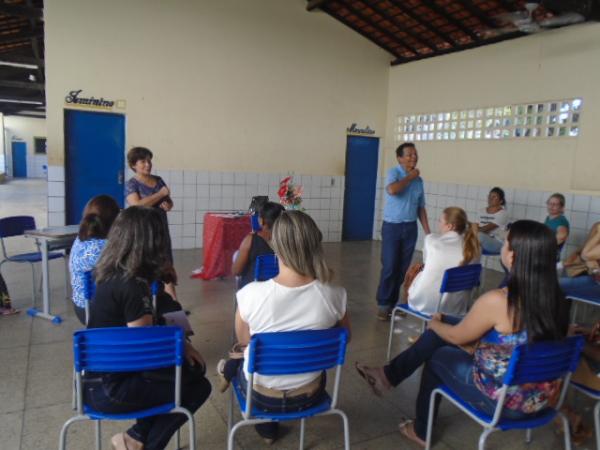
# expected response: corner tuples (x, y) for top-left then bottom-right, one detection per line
(478, 207), (509, 241)
(237, 279), (347, 390)
(408, 231), (478, 315)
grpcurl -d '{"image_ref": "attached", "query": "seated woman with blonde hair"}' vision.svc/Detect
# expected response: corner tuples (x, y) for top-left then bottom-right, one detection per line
(406, 207), (480, 316)
(229, 210), (351, 444)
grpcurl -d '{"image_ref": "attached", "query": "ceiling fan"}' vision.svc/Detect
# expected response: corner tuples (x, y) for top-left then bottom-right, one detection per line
(483, 0), (593, 36)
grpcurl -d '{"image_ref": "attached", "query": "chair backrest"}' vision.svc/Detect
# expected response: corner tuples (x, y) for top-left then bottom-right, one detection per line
(251, 213), (262, 232)
(482, 248), (500, 256)
(254, 254), (278, 281)
(503, 335), (584, 386)
(247, 328), (348, 376)
(439, 264), (482, 294)
(73, 326), (184, 373)
(0, 215), (36, 238)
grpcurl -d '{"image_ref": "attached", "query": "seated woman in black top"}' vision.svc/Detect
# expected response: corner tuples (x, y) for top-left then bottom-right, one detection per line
(232, 201), (285, 288)
(86, 206), (211, 450)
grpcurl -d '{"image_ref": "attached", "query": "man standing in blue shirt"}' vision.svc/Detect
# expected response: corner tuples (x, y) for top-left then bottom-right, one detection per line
(376, 142), (430, 320)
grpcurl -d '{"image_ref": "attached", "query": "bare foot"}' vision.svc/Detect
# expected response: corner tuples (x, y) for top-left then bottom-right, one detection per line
(399, 420), (426, 448)
(111, 432), (144, 450)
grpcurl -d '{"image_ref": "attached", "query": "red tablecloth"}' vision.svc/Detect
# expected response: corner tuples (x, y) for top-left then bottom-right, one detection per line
(193, 213), (251, 280)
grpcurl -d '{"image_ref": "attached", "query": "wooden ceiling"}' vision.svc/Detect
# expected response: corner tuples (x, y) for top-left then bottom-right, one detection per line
(0, 0), (44, 118)
(307, 0), (598, 65)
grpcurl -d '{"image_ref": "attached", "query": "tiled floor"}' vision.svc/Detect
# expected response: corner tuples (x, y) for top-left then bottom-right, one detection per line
(0, 179), (592, 450)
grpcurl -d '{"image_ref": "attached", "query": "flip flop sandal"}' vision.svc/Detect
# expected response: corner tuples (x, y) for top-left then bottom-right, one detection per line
(398, 418), (426, 448)
(0, 307), (20, 316)
(355, 362), (383, 397)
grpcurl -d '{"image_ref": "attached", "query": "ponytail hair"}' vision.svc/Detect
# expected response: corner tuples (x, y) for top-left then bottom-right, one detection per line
(443, 207), (481, 266)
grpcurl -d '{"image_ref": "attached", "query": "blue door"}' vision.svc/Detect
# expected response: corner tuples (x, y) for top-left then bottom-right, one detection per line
(11, 141), (27, 177)
(342, 136), (379, 240)
(65, 110), (125, 225)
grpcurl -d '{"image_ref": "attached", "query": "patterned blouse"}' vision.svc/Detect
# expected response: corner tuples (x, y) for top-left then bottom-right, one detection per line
(473, 329), (560, 413)
(125, 176), (167, 208)
(69, 238), (106, 308)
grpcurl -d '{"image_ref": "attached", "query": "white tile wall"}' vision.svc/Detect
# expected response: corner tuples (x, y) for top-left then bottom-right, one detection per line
(155, 169), (345, 249)
(47, 165), (65, 226)
(372, 180), (600, 272)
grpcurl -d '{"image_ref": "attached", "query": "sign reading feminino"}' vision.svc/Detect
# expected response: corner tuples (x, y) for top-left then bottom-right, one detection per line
(65, 90), (115, 109)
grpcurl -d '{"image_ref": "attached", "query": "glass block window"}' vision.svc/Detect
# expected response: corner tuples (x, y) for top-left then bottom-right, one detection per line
(396, 98), (583, 142)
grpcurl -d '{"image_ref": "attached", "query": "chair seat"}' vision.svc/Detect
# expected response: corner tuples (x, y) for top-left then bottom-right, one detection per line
(438, 385), (557, 431)
(232, 377), (332, 421)
(397, 303), (431, 321)
(6, 251), (63, 263)
(84, 402), (176, 420)
(571, 381), (600, 399)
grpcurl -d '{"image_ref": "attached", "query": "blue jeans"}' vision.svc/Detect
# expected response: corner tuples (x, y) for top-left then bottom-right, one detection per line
(479, 232), (503, 254)
(384, 316), (529, 441)
(376, 221), (418, 308)
(84, 369), (211, 450)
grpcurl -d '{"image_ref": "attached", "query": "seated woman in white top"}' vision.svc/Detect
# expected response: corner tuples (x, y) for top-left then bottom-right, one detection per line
(478, 187), (509, 254)
(234, 210), (351, 443)
(409, 207), (481, 316)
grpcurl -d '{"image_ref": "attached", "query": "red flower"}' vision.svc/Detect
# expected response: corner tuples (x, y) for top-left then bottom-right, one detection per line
(280, 176), (292, 186)
(278, 186), (287, 197)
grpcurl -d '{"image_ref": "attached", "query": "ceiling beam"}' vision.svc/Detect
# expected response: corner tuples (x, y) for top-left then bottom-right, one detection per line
(0, 29), (42, 45)
(421, 0), (479, 41)
(391, 30), (524, 65)
(3, 112), (45, 118)
(0, 3), (43, 20)
(386, 0), (459, 47)
(0, 54), (44, 67)
(455, 0), (498, 28)
(0, 92), (43, 102)
(0, 79), (44, 90)
(306, 0), (330, 11)
(323, 4), (406, 60)
(362, 0), (440, 51)
(338, 0), (420, 55)
(25, 0), (45, 94)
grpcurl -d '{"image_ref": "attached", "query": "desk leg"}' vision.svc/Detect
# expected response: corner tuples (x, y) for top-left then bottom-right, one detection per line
(26, 240), (62, 324)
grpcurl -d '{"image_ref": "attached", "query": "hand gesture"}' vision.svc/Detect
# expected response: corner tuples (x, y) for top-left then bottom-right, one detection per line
(407, 168), (420, 181)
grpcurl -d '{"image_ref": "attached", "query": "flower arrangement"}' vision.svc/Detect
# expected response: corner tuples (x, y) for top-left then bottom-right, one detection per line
(278, 176), (304, 209)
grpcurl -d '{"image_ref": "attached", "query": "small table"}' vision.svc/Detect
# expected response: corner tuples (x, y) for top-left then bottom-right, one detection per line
(193, 213), (251, 280)
(24, 225), (79, 324)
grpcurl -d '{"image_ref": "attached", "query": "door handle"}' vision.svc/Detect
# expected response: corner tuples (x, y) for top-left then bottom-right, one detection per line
(117, 170), (124, 185)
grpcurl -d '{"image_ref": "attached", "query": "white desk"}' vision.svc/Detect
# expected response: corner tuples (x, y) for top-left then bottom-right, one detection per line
(24, 225), (78, 324)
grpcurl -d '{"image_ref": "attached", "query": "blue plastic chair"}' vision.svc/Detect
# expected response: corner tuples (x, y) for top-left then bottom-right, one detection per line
(254, 254), (279, 281)
(0, 216), (64, 305)
(387, 264), (482, 360)
(60, 326), (195, 450)
(570, 382), (600, 450)
(251, 213), (262, 232)
(227, 328), (350, 450)
(425, 335), (585, 450)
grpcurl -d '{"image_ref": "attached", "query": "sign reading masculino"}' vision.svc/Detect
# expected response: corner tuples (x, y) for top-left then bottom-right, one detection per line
(65, 90), (115, 109)
(347, 123), (376, 135)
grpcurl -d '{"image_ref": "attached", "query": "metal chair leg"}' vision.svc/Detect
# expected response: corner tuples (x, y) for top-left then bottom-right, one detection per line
(30, 262), (36, 306)
(425, 390), (438, 450)
(95, 420), (101, 450)
(525, 428), (532, 444)
(386, 308), (398, 360)
(594, 401), (600, 450)
(299, 418), (305, 450)
(478, 428), (495, 450)
(558, 411), (572, 450)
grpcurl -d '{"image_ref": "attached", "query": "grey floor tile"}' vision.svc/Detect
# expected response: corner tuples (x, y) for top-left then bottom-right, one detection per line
(0, 347), (28, 414)
(0, 410), (23, 450)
